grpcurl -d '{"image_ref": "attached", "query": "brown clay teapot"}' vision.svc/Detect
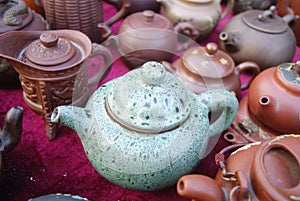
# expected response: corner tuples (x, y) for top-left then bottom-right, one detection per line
(0, 30), (113, 140)
(177, 134), (300, 201)
(219, 6), (298, 70)
(0, 106), (23, 174)
(0, 0), (47, 88)
(277, 0), (300, 46)
(157, 0), (234, 41)
(223, 61), (300, 144)
(162, 42), (260, 97)
(101, 10), (199, 68)
(104, 0), (161, 16)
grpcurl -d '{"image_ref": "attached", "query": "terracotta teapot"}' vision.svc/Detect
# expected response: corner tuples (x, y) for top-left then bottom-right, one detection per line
(50, 61), (238, 191)
(104, 0), (161, 17)
(162, 42), (260, 97)
(100, 10), (199, 68)
(277, 0), (300, 46)
(0, 0), (47, 88)
(0, 106), (23, 174)
(40, 0), (130, 43)
(233, 0), (277, 14)
(0, 30), (113, 141)
(224, 61), (300, 144)
(157, 0), (234, 41)
(219, 6), (298, 71)
(177, 134), (300, 201)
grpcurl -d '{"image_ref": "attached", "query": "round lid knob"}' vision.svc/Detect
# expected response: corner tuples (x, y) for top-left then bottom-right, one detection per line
(276, 61), (300, 94)
(106, 61), (193, 133)
(24, 33), (76, 66)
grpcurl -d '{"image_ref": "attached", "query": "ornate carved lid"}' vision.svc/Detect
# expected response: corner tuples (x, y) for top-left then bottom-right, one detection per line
(106, 61), (193, 133)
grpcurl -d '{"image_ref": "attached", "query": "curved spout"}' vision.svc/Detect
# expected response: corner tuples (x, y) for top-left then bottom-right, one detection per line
(219, 32), (241, 53)
(0, 106), (23, 154)
(50, 105), (92, 140)
(177, 174), (224, 201)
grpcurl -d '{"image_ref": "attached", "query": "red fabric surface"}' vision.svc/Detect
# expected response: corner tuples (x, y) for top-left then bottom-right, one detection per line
(0, 2), (300, 201)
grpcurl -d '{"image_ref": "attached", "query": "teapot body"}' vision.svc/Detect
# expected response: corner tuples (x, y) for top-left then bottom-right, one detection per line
(219, 8), (296, 70)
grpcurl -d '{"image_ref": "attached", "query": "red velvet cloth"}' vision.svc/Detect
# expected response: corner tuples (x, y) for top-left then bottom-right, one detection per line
(0, 3), (299, 201)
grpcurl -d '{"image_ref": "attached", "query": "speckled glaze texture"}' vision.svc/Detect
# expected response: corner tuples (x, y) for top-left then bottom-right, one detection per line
(51, 62), (238, 191)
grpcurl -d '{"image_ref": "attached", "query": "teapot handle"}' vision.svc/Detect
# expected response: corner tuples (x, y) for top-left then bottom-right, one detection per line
(236, 61), (260, 90)
(87, 43), (113, 88)
(220, 0), (234, 19)
(198, 90), (238, 137)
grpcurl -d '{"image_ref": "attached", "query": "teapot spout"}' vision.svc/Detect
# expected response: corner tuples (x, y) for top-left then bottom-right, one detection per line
(50, 105), (92, 139)
(0, 106), (23, 154)
(177, 174), (224, 201)
(219, 32), (241, 53)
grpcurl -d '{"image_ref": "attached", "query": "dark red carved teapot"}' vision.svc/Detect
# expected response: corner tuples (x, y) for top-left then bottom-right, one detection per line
(224, 61), (300, 144)
(162, 42), (260, 97)
(177, 134), (300, 201)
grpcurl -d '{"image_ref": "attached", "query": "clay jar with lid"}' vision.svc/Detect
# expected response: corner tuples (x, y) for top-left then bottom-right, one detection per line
(0, 30), (113, 140)
(177, 134), (300, 201)
(219, 6), (298, 70)
(224, 61), (300, 144)
(100, 10), (199, 69)
(0, 0), (47, 88)
(162, 42), (260, 97)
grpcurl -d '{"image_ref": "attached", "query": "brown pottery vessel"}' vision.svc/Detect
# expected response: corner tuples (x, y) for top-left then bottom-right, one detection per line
(162, 42), (260, 97)
(0, 30), (113, 140)
(177, 134), (300, 201)
(0, 0), (47, 88)
(219, 6), (298, 71)
(224, 61), (300, 144)
(0, 106), (23, 175)
(277, 0), (300, 46)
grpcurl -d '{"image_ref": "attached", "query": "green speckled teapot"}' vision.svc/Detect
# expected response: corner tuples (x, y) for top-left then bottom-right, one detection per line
(50, 61), (238, 191)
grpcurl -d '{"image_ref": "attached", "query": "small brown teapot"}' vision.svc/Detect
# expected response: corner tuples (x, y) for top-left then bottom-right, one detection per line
(100, 10), (199, 68)
(219, 6), (298, 70)
(224, 61), (300, 144)
(0, 106), (23, 175)
(162, 42), (260, 97)
(177, 134), (300, 201)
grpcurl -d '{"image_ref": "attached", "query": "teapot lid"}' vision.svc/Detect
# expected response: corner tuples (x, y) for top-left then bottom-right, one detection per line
(106, 61), (193, 133)
(275, 61), (300, 94)
(182, 42), (234, 78)
(24, 33), (77, 66)
(0, 1), (33, 33)
(242, 6), (288, 34)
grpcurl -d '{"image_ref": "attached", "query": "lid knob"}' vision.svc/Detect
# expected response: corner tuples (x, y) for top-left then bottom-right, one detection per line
(141, 61), (166, 86)
(257, 5), (276, 21)
(40, 33), (59, 48)
(143, 10), (155, 23)
(205, 42), (218, 55)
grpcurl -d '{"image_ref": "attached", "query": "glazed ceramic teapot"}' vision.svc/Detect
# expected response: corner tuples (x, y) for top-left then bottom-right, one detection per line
(100, 10), (199, 68)
(0, 106), (23, 174)
(157, 0), (234, 41)
(162, 42), (260, 97)
(223, 61), (300, 144)
(219, 6), (298, 71)
(0, 30), (113, 140)
(277, 0), (300, 46)
(0, 0), (47, 88)
(50, 61), (238, 191)
(104, 0), (161, 16)
(177, 134), (300, 201)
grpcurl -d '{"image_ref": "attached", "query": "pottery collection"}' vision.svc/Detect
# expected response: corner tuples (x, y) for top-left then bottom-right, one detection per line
(0, 0), (299, 199)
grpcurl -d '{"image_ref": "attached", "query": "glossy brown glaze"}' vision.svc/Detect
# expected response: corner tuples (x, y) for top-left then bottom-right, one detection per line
(277, 0), (300, 46)
(163, 42), (260, 97)
(177, 134), (300, 201)
(219, 6), (297, 70)
(0, 30), (112, 140)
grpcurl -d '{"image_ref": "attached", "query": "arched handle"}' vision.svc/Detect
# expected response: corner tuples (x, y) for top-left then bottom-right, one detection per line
(221, 0), (234, 19)
(236, 61), (260, 90)
(87, 43), (113, 87)
(198, 90), (238, 137)
(174, 22), (200, 52)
